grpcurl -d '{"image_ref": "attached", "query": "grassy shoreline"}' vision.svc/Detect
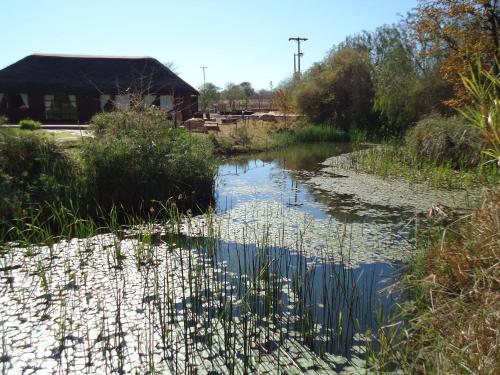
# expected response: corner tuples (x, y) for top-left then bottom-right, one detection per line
(207, 120), (351, 155)
(350, 143), (499, 190)
(368, 191), (499, 374)
(350, 139), (499, 373)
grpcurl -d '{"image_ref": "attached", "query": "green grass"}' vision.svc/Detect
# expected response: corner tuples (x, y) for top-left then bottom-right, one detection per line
(351, 143), (498, 189)
(272, 124), (350, 145)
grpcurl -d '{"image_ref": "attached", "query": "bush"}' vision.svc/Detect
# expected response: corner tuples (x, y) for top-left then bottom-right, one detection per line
(84, 109), (217, 212)
(406, 115), (485, 167)
(19, 119), (42, 130)
(0, 115), (7, 125)
(0, 130), (79, 219)
(89, 107), (172, 137)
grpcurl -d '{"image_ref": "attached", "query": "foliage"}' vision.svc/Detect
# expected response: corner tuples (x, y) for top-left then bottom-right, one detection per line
(84, 110), (217, 212)
(413, 0), (500, 105)
(198, 82), (220, 112)
(406, 115), (485, 167)
(229, 123), (253, 145)
(0, 115), (7, 125)
(221, 83), (246, 110)
(0, 129), (79, 219)
(89, 107), (173, 137)
(294, 47), (375, 131)
(276, 124), (349, 144)
(460, 62), (500, 165)
(19, 119), (42, 130)
(239, 81), (255, 100)
(371, 24), (453, 134)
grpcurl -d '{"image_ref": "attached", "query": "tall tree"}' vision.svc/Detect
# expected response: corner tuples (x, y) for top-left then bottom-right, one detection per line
(372, 24), (452, 132)
(413, 0), (500, 105)
(198, 83), (220, 112)
(294, 47), (375, 130)
(221, 83), (245, 110)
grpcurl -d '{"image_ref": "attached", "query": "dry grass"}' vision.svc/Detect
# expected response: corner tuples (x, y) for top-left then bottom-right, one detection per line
(372, 191), (499, 374)
(422, 192), (499, 374)
(209, 119), (300, 154)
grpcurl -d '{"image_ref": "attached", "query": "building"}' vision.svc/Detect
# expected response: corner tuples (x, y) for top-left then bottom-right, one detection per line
(0, 54), (199, 124)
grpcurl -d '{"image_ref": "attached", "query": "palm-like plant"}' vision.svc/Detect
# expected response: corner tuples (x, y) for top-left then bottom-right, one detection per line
(460, 62), (500, 165)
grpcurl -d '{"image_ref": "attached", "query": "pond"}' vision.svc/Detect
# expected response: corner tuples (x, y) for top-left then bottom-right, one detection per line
(2, 142), (465, 374)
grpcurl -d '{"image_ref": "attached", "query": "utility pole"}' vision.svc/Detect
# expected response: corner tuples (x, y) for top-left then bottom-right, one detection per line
(293, 53), (303, 74)
(200, 66), (208, 88)
(289, 37), (307, 74)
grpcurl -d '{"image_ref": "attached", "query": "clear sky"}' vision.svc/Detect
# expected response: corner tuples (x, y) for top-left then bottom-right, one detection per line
(0, 0), (418, 90)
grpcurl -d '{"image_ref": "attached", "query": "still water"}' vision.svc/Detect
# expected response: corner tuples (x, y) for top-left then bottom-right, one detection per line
(0, 142), (418, 374)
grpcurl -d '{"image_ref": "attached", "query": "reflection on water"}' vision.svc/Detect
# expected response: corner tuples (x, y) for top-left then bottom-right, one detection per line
(190, 238), (401, 357)
(0, 142), (416, 374)
(216, 143), (416, 225)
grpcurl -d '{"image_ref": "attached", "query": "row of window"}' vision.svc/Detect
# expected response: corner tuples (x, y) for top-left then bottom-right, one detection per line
(0, 93), (29, 110)
(0, 93), (176, 120)
(99, 95), (174, 111)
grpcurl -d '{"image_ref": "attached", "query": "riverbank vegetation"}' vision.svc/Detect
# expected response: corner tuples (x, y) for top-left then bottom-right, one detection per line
(350, 115), (498, 189)
(369, 192), (499, 374)
(0, 108), (216, 229)
(208, 119), (352, 154)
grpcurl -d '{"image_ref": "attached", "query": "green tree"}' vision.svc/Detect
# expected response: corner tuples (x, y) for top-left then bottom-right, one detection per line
(372, 24), (452, 133)
(294, 47), (375, 130)
(198, 82), (220, 112)
(221, 83), (245, 110)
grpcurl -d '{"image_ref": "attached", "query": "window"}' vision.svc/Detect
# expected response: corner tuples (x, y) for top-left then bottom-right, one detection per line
(115, 95), (130, 109)
(45, 94), (77, 120)
(144, 94), (157, 108)
(0, 93), (29, 109)
(160, 95), (174, 111)
(100, 95), (113, 111)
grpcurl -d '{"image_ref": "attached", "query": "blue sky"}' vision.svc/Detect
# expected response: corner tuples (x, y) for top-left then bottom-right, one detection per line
(0, 0), (418, 90)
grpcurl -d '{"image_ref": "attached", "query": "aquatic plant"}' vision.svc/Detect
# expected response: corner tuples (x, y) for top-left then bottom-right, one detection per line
(0, 202), (393, 373)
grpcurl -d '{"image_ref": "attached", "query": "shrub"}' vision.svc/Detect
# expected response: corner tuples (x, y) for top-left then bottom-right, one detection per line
(230, 123), (252, 145)
(0, 130), (79, 219)
(84, 109), (217, 212)
(89, 107), (172, 137)
(406, 115), (485, 168)
(371, 192), (500, 373)
(0, 115), (7, 125)
(19, 119), (42, 130)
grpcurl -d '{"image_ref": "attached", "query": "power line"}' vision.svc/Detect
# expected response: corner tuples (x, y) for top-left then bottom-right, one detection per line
(288, 37), (308, 74)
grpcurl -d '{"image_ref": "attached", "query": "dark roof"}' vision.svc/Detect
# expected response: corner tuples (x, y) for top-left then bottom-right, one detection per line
(0, 54), (198, 95)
